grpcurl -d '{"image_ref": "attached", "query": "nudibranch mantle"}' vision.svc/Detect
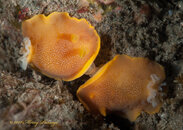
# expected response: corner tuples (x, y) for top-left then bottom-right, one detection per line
(77, 55), (165, 121)
(20, 12), (100, 81)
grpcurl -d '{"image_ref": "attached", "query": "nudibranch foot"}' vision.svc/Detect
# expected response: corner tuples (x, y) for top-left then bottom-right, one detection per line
(85, 63), (99, 77)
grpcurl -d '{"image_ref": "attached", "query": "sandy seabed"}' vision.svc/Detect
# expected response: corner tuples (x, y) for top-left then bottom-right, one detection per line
(0, 0), (183, 130)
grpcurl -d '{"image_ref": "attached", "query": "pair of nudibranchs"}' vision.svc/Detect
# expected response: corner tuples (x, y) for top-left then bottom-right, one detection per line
(19, 12), (165, 121)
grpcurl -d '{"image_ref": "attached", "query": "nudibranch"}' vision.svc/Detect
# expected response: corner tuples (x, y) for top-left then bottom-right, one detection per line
(20, 12), (100, 81)
(77, 55), (165, 121)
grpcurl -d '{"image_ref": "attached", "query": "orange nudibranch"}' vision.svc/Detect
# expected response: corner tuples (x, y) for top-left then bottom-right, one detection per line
(77, 54), (165, 121)
(20, 12), (100, 81)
